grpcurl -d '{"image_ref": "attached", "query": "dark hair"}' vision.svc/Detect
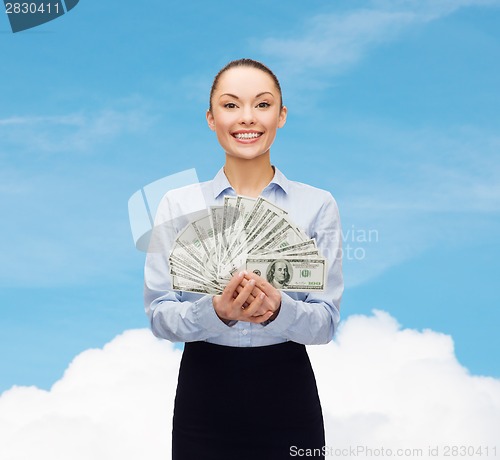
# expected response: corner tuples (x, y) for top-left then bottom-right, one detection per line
(208, 58), (283, 112)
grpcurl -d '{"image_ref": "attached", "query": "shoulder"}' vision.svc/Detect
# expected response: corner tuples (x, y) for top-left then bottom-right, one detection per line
(155, 178), (214, 228)
(162, 179), (213, 205)
(275, 174), (340, 237)
(284, 177), (339, 215)
(287, 179), (335, 201)
(275, 166), (336, 203)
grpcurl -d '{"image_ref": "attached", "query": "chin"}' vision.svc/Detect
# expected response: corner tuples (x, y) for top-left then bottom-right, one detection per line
(225, 149), (271, 161)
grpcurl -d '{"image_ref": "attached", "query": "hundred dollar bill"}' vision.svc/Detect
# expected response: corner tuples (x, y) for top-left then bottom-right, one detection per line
(173, 219), (217, 276)
(220, 196), (256, 266)
(224, 203), (288, 265)
(169, 253), (219, 287)
(235, 197), (286, 249)
(220, 197), (237, 259)
(252, 216), (307, 254)
(209, 206), (224, 270)
(170, 241), (209, 275)
(267, 239), (318, 256)
(190, 214), (219, 275)
(245, 256), (327, 292)
(169, 195), (327, 293)
(170, 266), (222, 291)
(172, 274), (223, 295)
(220, 223), (313, 278)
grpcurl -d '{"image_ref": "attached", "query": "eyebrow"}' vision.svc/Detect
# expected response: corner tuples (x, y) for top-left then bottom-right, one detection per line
(219, 91), (275, 100)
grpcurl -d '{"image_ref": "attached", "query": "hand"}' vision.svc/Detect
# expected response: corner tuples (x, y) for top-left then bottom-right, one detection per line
(233, 272), (282, 321)
(213, 271), (274, 324)
(232, 276), (271, 316)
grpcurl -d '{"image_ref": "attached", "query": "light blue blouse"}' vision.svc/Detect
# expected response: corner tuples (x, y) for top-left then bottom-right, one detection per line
(144, 166), (343, 346)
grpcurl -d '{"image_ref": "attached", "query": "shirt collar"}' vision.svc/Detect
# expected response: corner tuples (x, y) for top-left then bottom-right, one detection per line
(269, 165), (289, 195)
(212, 165), (289, 199)
(212, 167), (233, 199)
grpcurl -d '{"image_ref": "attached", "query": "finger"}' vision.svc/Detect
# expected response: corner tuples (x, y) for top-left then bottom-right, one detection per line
(250, 310), (274, 323)
(244, 271), (275, 295)
(245, 273), (282, 311)
(232, 278), (256, 309)
(244, 292), (268, 316)
(236, 278), (263, 299)
(241, 291), (266, 317)
(236, 282), (259, 305)
(245, 298), (273, 323)
(237, 287), (270, 312)
(234, 286), (254, 304)
(236, 285), (273, 313)
(241, 293), (256, 305)
(222, 271), (246, 301)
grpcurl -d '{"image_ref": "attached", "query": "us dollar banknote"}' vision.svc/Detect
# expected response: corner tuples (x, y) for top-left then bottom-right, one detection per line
(169, 195), (327, 293)
(245, 257), (327, 292)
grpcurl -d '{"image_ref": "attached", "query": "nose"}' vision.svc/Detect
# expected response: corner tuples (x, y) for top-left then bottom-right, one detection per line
(239, 105), (255, 125)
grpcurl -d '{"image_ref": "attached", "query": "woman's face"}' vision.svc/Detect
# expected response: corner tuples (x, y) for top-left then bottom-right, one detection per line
(207, 66), (287, 161)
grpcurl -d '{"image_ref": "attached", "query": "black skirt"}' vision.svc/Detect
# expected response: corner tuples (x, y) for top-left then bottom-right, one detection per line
(172, 341), (325, 460)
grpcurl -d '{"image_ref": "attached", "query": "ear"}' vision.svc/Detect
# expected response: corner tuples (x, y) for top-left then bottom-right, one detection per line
(278, 106), (287, 128)
(206, 110), (216, 131)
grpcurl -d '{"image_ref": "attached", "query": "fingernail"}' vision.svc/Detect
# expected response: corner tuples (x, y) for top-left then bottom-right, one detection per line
(249, 279), (255, 286)
(238, 271), (245, 278)
(260, 293), (265, 300)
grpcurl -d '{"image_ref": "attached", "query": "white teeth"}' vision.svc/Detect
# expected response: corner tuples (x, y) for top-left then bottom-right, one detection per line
(234, 132), (261, 139)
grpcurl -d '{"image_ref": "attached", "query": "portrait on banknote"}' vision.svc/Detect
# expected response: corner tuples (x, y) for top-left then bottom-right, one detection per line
(266, 259), (292, 289)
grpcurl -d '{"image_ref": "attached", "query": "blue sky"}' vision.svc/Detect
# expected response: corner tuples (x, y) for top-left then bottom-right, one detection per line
(1, 0), (499, 394)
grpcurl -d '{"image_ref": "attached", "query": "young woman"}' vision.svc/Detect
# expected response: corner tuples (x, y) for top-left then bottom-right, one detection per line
(144, 59), (343, 460)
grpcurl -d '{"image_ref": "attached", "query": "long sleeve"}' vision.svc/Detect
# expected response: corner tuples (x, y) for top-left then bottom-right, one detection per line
(144, 190), (230, 343)
(144, 284), (229, 342)
(261, 193), (343, 344)
(143, 166), (343, 347)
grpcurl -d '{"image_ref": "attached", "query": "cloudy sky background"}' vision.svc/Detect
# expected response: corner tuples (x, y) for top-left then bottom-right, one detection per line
(1, 0), (499, 458)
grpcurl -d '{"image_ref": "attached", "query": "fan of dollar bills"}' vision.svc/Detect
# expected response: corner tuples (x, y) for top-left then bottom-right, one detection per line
(169, 195), (327, 294)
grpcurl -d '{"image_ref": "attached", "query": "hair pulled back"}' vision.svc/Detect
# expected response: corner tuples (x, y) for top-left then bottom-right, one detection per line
(209, 58), (283, 112)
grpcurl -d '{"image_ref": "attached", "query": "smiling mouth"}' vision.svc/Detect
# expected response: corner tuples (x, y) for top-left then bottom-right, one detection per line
(232, 132), (263, 140)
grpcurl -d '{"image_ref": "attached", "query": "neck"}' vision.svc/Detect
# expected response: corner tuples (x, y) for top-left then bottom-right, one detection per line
(224, 153), (274, 198)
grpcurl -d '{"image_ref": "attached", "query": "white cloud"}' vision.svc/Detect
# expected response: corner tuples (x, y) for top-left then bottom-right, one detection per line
(371, 0), (500, 19)
(0, 105), (153, 154)
(0, 330), (181, 460)
(342, 124), (500, 214)
(309, 311), (500, 454)
(259, 9), (414, 74)
(0, 115), (84, 126)
(0, 101), (156, 288)
(257, 0), (500, 76)
(1, 312), (499, 460)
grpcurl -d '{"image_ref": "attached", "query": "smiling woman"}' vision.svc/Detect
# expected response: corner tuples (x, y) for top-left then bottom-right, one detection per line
(206, 61), (287, 195)
(144, 58), (344, 460)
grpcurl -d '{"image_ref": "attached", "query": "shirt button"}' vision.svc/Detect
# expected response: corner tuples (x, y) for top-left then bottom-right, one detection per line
(241, 330), (248, 335)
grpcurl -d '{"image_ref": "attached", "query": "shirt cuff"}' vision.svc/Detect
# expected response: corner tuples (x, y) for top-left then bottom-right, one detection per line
(192, 295), (236, 333)
(261, 291), (296, 334)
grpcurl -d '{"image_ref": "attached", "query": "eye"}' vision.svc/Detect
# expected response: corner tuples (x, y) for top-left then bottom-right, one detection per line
(257, 102), (270, 108)
(224, 102), (237, 109)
